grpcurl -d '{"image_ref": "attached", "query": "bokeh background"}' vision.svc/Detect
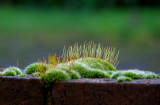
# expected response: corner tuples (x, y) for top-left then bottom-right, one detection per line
(0, 0), (160, 73)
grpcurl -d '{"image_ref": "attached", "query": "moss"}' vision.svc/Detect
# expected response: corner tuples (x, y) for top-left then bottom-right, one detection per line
(70, 62), (106, 78)
(52, 57), (116, 79)
(78, 58), (116, 71)
(0, 73), (3, 75)
(122, 71), (141, 79)
(107, 71), (114, 75)
(122, 70), (156, 79)
(144, 72), (156, 79)
(41, 69), (69, 83)
(156, 76), (160, 78)
(31, 72), (40, 77)
(55, 64), (81, 79)
(6, 67), (22, 75)
(25, 63), (48, 74)
(68, 70), (81, 79)
(19, 74), (27, 77)
(110, 71), (121, 79)
(3, 70), (16, 76)
(111, 70), (156, 80)
(105, 73), (110, 78)
(117, 76), (132, 82)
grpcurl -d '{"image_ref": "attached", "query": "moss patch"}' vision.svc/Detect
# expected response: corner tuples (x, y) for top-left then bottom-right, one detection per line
(117, 76), (132, 82)
(25, 63), (48, 74)
(3, 70), (16, 76)
(110, 69), (156, 81)
(19, 74), (27, 77)
(6, 67), (22, 75)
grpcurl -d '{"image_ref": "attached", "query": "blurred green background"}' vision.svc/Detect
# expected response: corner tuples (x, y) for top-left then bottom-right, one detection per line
(0, 0), (160, 73)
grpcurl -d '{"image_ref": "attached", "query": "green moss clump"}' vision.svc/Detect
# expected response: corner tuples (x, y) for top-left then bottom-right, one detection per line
(55, 64), (81, 79)
(0, 72), (3, 75)
(105, 73), (110, 78)
(122, 71), (141, 79)
(19, 74), (27, 77)
(40, 69), (69, 83)
(3, 70), (16, 76)
(156, 76), (160, 78)
(144, 71), (156, 79)
(68, 70), (81, 79)
(25, 63), (48, 74)
(31, 72), (40, 77)
(110, 70), (156, 80)
(6, 67), (22, 75)
(70, 62), (107, 78)
(110, 71), (121, 79)
(77, 58), (116, 71)
(54, 57), (116, 79)
(117, 76), (132, 82)
(122, 70), (156, 79)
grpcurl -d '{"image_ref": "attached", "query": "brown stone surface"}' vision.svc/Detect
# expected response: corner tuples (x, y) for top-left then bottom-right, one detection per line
(0, 76), (160, 105)
(52, 79), (160, 105)
(0, 76), (45, 105)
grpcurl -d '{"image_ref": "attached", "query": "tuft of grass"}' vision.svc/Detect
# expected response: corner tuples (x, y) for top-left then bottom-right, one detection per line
(62, 41), (119, 67)
(19, 74), (27, 77)
(3, 70), (16, 76)
(6, 67), (22, 75)
(117, 76), (132, 82)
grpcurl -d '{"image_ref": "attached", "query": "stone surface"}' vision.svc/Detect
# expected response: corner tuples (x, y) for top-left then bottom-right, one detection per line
(0, 76), (45, 105)
(52, 79), (160, 105)
(0, 76), (160, 105)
